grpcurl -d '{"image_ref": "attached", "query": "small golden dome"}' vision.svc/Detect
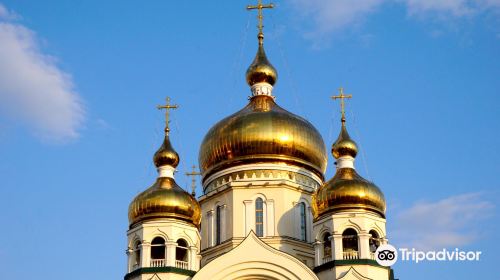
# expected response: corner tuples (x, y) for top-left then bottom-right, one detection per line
(199, 95), (327, 182)
(128, 177), (201, 227)
(312, 168), (386, 219)
(153, 131), (180, 168)
(246, 37), (277, 86)
(332, 122), (358, 159)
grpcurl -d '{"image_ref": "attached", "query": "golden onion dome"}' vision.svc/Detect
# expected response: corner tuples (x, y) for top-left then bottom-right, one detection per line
(199, 95), (327, 181)
(332, 122), (358, 159)
(312, 168), (386, 219)
(246, 34), (277, 86)
(153, 131), (180, 168)
(313, 112), (385, 220)
(128, 177), (201, 227)
(129, 103), (201, 228)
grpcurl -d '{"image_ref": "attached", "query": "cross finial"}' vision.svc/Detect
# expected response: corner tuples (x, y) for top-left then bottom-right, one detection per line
(331, 87), (352, 124)
(157, 97), (179, 135)
(247, 0), (274, 44)
(185, 165), (201, 196)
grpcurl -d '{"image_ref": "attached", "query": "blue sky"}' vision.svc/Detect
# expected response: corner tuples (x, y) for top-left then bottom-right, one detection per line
(0, 1), (498, 279)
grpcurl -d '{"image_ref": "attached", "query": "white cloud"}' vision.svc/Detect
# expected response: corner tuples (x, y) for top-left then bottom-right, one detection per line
(289, 0), (384, 35)
(0, 3), (19, 20)
(0, 4), (84, 141)
(391, 193), (494, 250)
(404, 0), (474, 17)
(288, 0), (500, 40)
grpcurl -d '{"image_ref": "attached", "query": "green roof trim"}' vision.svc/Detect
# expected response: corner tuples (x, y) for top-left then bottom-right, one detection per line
(124, 266), (196, 280)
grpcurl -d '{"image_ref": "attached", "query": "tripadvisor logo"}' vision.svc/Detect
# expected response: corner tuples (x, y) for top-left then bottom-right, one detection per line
(375, 244), (482, 266)
(375, 244), (398, 266)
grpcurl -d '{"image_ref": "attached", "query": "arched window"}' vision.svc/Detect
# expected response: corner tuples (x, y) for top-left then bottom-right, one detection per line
(176, 239), (189, 269)
(255, 198), (264, 237)
(151, 237), (166, 261)
(216, 205), (221, 245)
(133, 241), (141, 267)
(369, 230), (381, 253)
(342, 228), (359, 260)
(323, 232), (332, 259)
(299, 202), (307, 241)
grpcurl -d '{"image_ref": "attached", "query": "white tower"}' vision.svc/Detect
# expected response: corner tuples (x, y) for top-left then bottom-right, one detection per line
(312, 89), (394, 280)
(125, 98), (202, 280)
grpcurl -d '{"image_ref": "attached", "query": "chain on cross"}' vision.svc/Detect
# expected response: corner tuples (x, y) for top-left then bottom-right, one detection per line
(331, 87), (352, 123)
(157, 97), (179, 134)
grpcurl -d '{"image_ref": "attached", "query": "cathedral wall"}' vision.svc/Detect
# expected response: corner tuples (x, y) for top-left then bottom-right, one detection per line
(199, 164), (321, 268)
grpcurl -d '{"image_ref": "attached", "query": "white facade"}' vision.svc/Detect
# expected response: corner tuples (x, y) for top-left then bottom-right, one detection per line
(126, 219), (201, 280)
(199, 163), (320, 267)
(313, 210), (390, 280)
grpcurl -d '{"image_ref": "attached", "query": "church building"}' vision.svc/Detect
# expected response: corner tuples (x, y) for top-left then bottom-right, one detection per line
(125, 2), (397, 280)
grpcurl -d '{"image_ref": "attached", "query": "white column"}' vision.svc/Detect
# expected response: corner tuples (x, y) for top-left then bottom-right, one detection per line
(307, 206), (313, 243)
(243, 200), (253, 236)
(359, 233), (371, 259)
(207, 210), (214, 247)
(166, 241), (177, 267)
(189, 246), (198, 271)
(313, 241), (323, 266)
(126, 248), (133, 272)
(267, 199), (275, 236)
(142, 242), (151, 267)
(333, 234), (343, 260)
(220, 205), (227, 242)
(263, 200), (268, 237)
(292, 202), (299, 239)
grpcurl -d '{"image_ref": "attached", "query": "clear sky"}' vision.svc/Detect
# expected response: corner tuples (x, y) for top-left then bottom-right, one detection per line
(0, 1), (498, 279)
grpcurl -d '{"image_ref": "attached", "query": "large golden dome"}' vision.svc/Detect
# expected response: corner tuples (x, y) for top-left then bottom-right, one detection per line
(128, 176), (201, 227)
(199, 95), (327, 180)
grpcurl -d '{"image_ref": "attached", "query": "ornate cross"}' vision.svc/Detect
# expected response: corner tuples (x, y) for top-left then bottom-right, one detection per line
(331, 87), (352, 123)
(157, 97), (179, 134)
(247, 0), (274, 37)
(185, 165), (201, 196)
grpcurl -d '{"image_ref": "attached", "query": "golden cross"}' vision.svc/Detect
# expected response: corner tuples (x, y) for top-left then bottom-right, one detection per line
(331, 87), (352, 123)
(157, 97), (179, 134)
(185, 165), (201, 196)
(247, 0), (274, 39)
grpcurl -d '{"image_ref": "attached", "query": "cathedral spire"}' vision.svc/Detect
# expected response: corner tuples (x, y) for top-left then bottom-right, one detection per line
(330, 88), (358, 169)
(153, 97), (180, 178)
(246, 0), (278, 97)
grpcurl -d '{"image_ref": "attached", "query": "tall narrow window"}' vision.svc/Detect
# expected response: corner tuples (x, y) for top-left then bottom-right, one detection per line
(216, 205), (221, 245)
(255, 198), (264, 237)
(299, 202), (307, 241)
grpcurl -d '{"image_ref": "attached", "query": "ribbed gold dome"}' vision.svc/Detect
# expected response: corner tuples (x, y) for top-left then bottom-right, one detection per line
(332, 123), (358, 159)
(153, 132), (180, 168)
(246, 36), (277, 86)
(313, 117), (385, 219)
(128, 177), (201, 227)
(199, 95), (327, 181)
(312, 168), (386, 219)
